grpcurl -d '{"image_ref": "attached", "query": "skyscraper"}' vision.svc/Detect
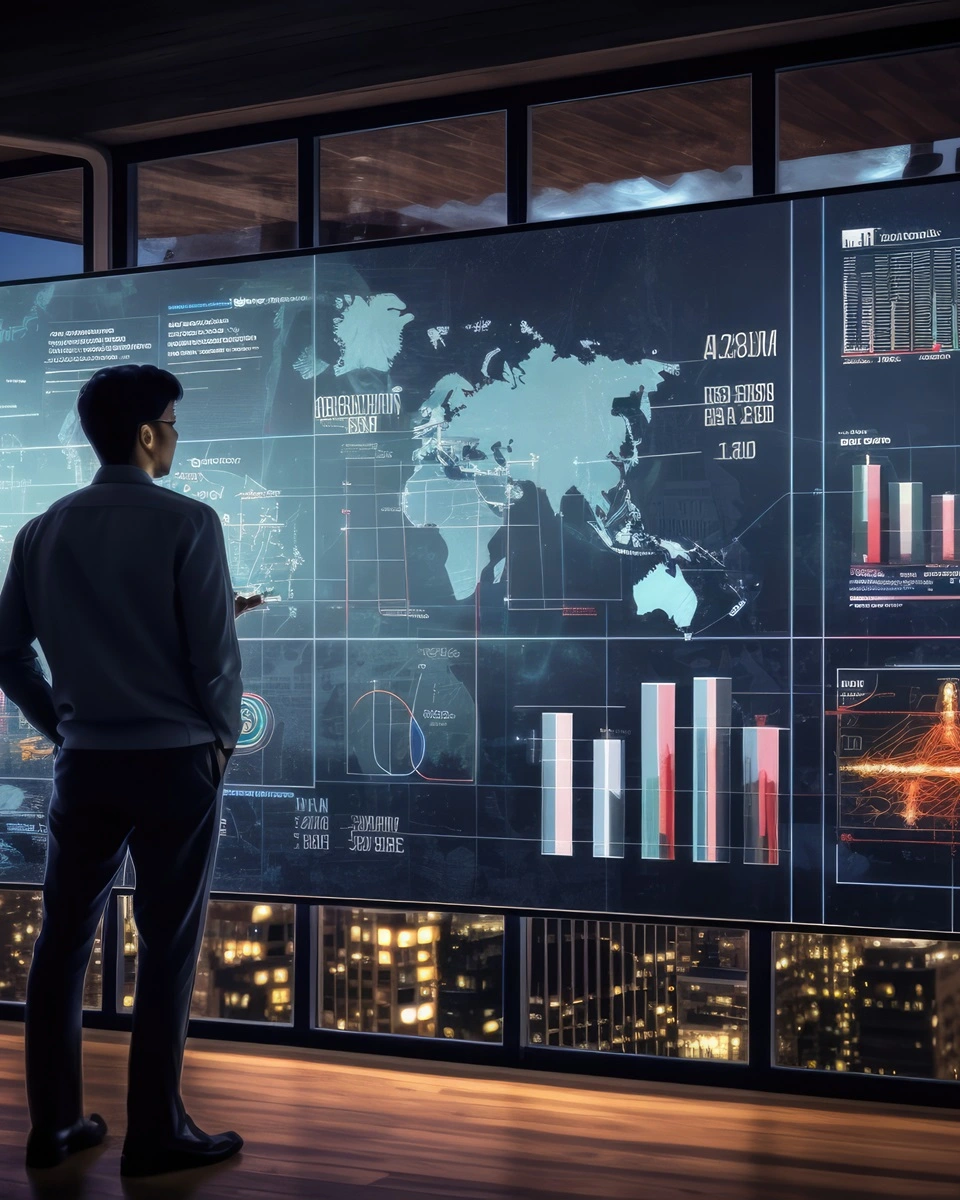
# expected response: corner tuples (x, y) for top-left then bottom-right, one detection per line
(528, 920), (747, 1060)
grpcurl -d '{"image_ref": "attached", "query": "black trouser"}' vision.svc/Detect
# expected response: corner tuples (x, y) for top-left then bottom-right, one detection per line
(25, 742), (225, 1139)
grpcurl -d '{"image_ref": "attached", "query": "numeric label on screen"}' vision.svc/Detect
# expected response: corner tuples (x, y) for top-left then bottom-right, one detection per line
(703, 330), (778, 359)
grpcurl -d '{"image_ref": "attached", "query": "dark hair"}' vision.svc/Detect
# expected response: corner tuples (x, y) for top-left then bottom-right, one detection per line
(77, 364), (183, 465)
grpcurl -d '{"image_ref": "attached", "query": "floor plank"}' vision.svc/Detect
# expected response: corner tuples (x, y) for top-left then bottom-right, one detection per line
(1, 1021), (958, 1198)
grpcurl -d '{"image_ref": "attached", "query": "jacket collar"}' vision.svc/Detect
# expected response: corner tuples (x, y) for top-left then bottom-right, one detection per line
(91, 465), (156, 486)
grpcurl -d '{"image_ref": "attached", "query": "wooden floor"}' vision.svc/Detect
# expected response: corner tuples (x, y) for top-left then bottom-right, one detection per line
(1, 1023), (958, 1199)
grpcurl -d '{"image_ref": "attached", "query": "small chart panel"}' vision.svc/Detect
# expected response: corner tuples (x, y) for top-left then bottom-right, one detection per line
(346, 641), (477, 784)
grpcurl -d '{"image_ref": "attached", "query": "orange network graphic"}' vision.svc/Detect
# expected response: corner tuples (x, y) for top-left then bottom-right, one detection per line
(841, 680), (960, 834)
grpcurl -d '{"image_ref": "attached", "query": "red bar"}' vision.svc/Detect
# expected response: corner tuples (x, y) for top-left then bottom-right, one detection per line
(758, 725), (779, 863)
(866, 463), (881, 563)
(659, 685), (675, 858)
(706, 686), (717, 858)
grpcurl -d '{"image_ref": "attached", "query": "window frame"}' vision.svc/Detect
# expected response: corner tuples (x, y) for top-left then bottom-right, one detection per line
(0, 21), (956, 278)
(315, 108), (510, 247)
(0, 155), (90, 274)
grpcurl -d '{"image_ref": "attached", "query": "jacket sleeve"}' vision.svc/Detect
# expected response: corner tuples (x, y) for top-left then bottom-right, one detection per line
(0, 526), (61, 746)
(175, 507), (243, 750)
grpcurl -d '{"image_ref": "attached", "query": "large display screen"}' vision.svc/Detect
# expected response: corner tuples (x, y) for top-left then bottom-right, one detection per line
(0, 178), (958, 932)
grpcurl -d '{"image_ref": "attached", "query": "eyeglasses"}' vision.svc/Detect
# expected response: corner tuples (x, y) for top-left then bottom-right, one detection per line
(149, 418), (178, 435)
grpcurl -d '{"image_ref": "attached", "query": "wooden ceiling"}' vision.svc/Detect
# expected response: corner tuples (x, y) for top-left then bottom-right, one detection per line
(0, 169), (83, 242)
(0, 1), (954, 142)
(531, 77), (752, 188)
(0, 2), (958, 248)
(779, 42), (960, 157)
(137, 142), (298, 240)
(319, 114), (506, 223)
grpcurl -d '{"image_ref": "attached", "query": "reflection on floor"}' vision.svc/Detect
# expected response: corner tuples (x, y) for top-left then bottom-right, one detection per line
(1, 1022), (959, 1198)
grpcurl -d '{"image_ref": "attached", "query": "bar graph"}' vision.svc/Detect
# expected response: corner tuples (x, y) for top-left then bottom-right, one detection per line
(843, 245), (960, 357)
(851, 459), (960, 566)
(537, 680), (783, 867)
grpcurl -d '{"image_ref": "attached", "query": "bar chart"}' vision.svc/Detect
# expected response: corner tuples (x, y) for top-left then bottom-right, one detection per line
(540, 682), (782, 866)
(843, 244), (960, 357)
(851, 458), (960, 566)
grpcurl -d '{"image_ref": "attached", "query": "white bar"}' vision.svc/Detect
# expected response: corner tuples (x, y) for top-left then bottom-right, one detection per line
(592, 739), (624, 858)
(542, 713), (573, 856)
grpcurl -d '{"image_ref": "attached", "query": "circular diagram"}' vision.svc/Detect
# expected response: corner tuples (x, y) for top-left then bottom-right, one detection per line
(234, 693), (276, 755)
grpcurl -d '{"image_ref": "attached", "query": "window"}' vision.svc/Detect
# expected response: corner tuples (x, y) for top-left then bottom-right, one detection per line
(136, 141), (298, 265)
(319, 113), (506, 244)
(778, 46), (960, 193)
(119, 895), (295, 1023)
(0, 168), (84, 282)
(318, 907), (504, 1039)
(529, 77), (752, 221)
(527, 920), (748, 1059)
(774, 932), (960, 1079)
(0, 889), (102, 1007)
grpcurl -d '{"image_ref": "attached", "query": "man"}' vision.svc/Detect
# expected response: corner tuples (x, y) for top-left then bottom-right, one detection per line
(0, 363), (262, 1176)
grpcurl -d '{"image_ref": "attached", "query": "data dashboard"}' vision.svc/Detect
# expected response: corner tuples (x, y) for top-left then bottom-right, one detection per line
(0, 179), (958, 930)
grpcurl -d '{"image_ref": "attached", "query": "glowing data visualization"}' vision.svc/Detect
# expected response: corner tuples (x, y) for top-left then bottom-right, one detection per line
(842, 239), (960, 358)
(540, 680), (781, 867)
(1, 175), (960, 933)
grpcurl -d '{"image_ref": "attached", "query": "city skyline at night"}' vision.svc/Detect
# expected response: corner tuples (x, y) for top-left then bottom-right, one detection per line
(528, 920), (748, 1061)
(775, 931), (960, 1079)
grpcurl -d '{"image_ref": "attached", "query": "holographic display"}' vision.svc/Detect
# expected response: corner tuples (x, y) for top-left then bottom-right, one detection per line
(0, 178), (959, 930)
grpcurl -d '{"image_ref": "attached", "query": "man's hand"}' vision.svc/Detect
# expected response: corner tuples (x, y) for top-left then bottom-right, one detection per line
(234, 593), (264, 619)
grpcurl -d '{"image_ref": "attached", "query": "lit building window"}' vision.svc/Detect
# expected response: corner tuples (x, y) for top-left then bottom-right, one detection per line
(117, 897), (294, 1025)
(317, 907), (503, 1041)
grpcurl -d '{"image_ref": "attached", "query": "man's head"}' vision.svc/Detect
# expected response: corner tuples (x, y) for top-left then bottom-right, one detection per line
(77, 364), (182, 478)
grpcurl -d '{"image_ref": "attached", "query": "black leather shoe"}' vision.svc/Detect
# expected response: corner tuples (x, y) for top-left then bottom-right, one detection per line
(25, 1113), (108, 1169)
(120, 1128), (243, 1177)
